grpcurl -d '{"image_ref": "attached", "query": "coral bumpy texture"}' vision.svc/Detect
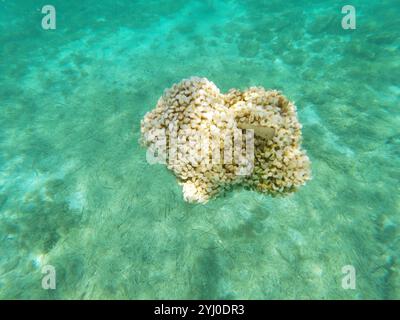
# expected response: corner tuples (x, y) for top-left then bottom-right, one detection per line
(140, 77), (311, 203)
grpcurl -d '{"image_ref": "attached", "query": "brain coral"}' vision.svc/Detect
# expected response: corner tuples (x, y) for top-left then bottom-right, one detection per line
(140, 77), (311, 203)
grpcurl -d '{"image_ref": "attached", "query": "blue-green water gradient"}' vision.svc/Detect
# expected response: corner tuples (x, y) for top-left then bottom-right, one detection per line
(0, 0), (399, 299)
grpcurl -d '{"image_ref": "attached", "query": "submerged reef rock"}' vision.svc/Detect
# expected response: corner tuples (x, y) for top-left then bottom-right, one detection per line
(140, 77), (311, 203)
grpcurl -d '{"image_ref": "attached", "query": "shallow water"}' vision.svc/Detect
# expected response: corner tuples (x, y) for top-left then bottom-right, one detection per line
(0, 0), (399, 299)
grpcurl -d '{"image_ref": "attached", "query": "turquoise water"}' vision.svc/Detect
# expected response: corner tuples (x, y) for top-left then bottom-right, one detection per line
(0, 0), (399, 299)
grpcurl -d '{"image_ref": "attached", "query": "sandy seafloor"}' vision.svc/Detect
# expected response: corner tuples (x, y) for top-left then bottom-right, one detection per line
(0, 0), (399, 299)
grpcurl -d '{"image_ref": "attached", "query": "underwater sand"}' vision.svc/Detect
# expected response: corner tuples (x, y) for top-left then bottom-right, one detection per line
(0, 0), (399, 299)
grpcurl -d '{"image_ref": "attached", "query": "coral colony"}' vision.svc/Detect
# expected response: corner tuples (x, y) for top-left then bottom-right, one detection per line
(141, 77), (311, 203)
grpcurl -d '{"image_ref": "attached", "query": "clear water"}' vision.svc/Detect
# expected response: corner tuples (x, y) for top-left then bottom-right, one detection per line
(0, 0), (399, 299)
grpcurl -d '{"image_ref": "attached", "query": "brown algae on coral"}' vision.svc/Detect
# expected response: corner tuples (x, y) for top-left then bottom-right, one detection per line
(140, 77), (311, 203)
(236, 123), (275, 140)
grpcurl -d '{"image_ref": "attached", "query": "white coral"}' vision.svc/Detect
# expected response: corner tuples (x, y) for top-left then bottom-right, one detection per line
(140, 77), (311, 203)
